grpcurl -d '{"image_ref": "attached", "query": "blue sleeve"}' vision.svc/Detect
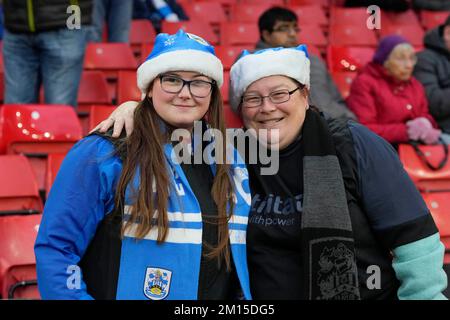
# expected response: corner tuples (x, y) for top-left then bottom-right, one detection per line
(34, 136), (122, 299)
(393, 233), (448, 300)
(349, 122), (438, 249)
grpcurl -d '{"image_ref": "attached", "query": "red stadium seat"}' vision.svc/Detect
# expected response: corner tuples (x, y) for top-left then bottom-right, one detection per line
(329, 7), (369, 26)
(0, 154), (42, 299)
(379, 24), (425, 47)
(183, 2), (227, 25)
(298, 25), (328, 48)
(129, 19), (156, 44)
(0, 104), (82, 191)
(383, 10), (421, 28)
(84, 43), (137, 75)
(45, 153), (66, 196)
(215, 45), (248, 70)
(129, 19), (157, 59)
(78, 71), (111, 106)
(329, 24), (378, 47)
(223, 104), (243, 129)
(77, 71), (111, 134)
(288, 5), (328, 27)
(327, 45), (375, 72)
(0, 213), (42, 299)
(420, 10), (449, 30)
(331, 71), (357, 99)
(0, 155), (42, 215)
(220, 22), (259, 46)
(161, 21), (219, 45)
(421, 192), (450, 265)
(84, 43), (137, 102)
(140, 43), (153, 63)
(88, 105), (116, 133)
(230, 3), (275, 23)
(398, 143), (450, 192)
(221, 71), (230, 103)
(117, 70), (141, 105)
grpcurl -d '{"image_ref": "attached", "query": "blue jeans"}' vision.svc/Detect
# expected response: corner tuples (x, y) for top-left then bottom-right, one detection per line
(2, 28), (86, 107)
(89, 0), (133, 42)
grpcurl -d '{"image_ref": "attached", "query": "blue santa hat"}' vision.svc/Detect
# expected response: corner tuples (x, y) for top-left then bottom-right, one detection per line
(229, 45), (310, 114)
(137, 29), (223, 94)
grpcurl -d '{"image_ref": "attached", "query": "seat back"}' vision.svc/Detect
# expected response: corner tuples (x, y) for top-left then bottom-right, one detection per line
(88, 105), (116, 133)
(327, 45), (375, 72)
(215, 45), (249, 70)
(220, 22), (259, 46)
(78, 71), (111, 106)
(0, 104), (82, 190)
(0, 155), (43, 215)
(117, 71), (141, 104)
(183, 2), (227, 25)
(379, 24), (425, 47)
(0, 214), (42, 299)
(331, 71), (357, 99)
(329, 24), (378, 47)
(421, 192), (450, 264)
(398, 144), (450, 192)
(45, 153), (67, 197)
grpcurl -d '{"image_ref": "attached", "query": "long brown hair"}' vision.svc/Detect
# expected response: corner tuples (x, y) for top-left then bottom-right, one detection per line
(114, 80), (235, 269)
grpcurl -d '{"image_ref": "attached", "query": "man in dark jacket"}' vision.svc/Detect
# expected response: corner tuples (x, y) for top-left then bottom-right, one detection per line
(414, 15), (450, 133)
(255, 7), (356, 120)
(2, 0), (92, 107)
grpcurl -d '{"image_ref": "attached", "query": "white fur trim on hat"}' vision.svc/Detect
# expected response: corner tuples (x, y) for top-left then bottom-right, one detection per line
(137, 49), (223, 94)
(229, 47), (310, 113)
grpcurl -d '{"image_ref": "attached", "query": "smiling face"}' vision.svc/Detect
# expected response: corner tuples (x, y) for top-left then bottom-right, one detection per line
(240, 75), (308, 150)
(383, 44), (417, 82)
(148, 71), (213, 130)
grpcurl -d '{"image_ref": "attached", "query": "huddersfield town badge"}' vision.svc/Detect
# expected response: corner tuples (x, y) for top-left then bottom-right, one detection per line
(143, 267), (172, 300)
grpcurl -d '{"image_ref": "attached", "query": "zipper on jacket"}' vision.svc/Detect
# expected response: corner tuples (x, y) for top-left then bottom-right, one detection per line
(27, 0), (35, 32)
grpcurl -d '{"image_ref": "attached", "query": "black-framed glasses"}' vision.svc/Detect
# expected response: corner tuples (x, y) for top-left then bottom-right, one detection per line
(159, 74), (215, 98)
(241, 87), (302, 108)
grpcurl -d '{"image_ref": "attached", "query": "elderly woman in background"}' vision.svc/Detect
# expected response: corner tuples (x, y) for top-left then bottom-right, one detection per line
(347, 35), (442, 146)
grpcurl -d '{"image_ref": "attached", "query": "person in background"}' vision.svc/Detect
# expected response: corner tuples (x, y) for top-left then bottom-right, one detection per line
(2, 0), (92, 108)
(414, 15), (450, 140)
(35, 30), (251, 300)
(254, 7), (356, 120)
(347, 35), (443, 146)
(89, 0), (133, 42)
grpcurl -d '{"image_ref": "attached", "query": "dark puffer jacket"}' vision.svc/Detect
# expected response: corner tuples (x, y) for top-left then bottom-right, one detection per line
(414, 26), (450, 133)
(3, 0), (93, 33)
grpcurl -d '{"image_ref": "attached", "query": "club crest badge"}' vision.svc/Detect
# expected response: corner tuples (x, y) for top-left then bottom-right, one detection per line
(143, 267), (172, 300)
(316, 243), (359, 300)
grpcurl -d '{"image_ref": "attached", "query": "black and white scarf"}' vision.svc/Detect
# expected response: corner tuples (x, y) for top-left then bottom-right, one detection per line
(301, 109), (360, 300)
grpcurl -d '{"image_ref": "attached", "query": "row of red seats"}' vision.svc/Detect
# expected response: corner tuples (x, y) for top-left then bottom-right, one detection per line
(178, 1), (448, 30)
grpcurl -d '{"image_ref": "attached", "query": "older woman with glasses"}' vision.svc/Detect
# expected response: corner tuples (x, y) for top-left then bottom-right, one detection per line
(94, 45), (448, 300)
(347, 35), (442, 146)
(34, 30), (252, 300)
